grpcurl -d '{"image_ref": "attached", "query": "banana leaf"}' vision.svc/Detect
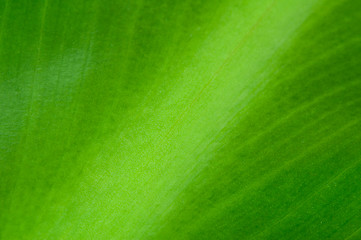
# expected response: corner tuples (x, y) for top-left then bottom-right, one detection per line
(1, 0), (361, 239)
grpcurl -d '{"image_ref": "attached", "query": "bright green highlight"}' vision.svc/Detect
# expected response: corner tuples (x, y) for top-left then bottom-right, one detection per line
(1, 0), (361, 239)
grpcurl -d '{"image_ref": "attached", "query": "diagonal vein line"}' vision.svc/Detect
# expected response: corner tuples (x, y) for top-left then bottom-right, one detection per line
(162, 0), (276, 142)
(24, 0), (49, 141)
(188, 118), (361, 228)
(344, 224), (361, 240)
(250, 155), (361, 240)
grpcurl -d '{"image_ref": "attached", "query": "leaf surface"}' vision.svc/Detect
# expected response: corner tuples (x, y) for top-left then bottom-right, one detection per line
(1, 0), (361, 239)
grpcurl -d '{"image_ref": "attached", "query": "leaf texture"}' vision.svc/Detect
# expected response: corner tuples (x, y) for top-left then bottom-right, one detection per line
(1, 0), (361, 239)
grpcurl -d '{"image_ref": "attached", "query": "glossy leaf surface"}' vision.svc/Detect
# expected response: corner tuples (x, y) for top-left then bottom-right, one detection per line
(1, 0), (361, 239)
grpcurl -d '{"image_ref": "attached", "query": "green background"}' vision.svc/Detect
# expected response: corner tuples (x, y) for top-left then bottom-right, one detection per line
(1, 0), (361, 239)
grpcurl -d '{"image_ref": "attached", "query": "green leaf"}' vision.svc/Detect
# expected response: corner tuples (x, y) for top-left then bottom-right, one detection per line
(1, 0), (361, 239)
